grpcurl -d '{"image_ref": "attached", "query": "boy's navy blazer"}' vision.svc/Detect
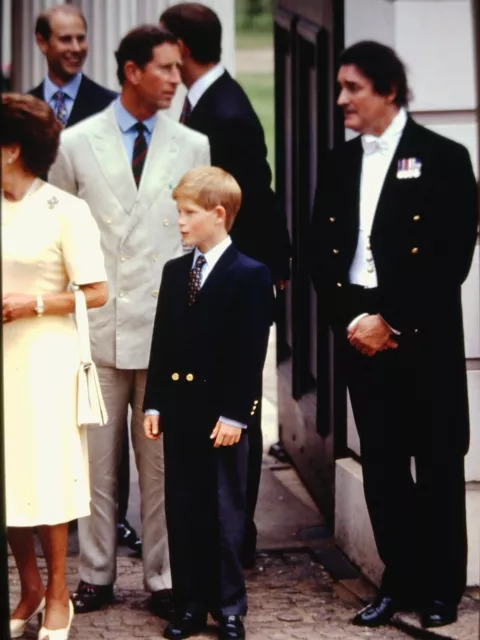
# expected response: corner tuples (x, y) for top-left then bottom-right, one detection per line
(143, 244), (274, 427)
(29, 74), (117, 128)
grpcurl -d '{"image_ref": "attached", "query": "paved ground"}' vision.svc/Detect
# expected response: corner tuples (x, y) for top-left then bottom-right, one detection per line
(9, 459), (411, 640)
(8, 334), (479, 639)
(236, 48), (273, 74)
(9, 456), (479, 639)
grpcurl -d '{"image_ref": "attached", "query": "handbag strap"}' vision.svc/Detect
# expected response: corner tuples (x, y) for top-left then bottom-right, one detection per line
(73, 285), (92, 366)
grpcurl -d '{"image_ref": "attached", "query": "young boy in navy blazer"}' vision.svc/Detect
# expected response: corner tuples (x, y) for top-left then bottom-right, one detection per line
(143, 166), (273, 640)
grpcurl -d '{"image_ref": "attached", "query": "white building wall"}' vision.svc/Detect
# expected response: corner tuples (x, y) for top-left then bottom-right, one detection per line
(338, 0), (480, 587)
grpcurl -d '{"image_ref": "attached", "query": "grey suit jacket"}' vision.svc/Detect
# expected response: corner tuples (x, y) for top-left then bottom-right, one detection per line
(49, 104), (210, 369)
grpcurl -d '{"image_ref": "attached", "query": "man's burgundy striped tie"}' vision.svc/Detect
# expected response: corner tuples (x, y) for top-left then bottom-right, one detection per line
(179, 96), (191, 124)
(132, 122), (148, 187)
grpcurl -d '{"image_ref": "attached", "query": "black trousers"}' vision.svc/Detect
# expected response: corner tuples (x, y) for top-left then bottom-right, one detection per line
(344, 333), (467, 605)
(164, 420), (249, 616)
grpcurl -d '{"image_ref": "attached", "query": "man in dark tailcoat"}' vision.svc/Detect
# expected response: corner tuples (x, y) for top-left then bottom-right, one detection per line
(310, 41), (478, 629)
(160, 2), (292, 569)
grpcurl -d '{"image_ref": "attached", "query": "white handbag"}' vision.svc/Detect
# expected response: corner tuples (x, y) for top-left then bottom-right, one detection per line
(73, 285), (109, 427)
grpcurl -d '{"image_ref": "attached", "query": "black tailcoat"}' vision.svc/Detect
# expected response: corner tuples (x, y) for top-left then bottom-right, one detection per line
(311, 117), (478, 454)
(184, 71), (291, 281)
(29, 74), (116, 127)
(310, 117), (478, 604)
(143, 245), (273, 615)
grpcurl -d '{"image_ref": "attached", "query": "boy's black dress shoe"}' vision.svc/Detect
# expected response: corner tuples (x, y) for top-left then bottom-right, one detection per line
(353, 595), (399, 627)
(72, 580), (114, 613)
(163, 611), (207, 639)
(148, 589), (175, 620)
(117, 519), (142, 556)
(421, 600), (457, 628)
(217, 615), (246, 639)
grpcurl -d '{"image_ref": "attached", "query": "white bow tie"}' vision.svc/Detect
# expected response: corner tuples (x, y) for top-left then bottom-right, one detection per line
(362, 135), (390, 156)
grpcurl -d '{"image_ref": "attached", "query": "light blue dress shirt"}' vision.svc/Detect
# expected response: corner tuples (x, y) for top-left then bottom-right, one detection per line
(113, 99), (156, 163)
(146, 236), (247, 429)
(43, 72), (83, 122)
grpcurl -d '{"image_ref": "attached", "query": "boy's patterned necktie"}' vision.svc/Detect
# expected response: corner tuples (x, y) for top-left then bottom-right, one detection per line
(52, 90), (68, 126)
(188, 255), (206, 305)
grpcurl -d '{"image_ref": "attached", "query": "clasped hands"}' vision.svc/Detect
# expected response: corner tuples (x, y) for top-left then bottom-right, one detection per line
(144, 415), (242, 448)
(348, 314), (398, 357)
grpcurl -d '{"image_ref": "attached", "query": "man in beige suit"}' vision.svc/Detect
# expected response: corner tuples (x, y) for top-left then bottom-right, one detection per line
(49, 25), (210, 616)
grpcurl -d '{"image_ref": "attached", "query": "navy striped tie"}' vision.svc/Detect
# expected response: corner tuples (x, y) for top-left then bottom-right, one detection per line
(132, 122), (148, 187)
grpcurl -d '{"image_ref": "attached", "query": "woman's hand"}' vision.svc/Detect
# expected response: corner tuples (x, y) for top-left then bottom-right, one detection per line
(2, 294), (36, 323)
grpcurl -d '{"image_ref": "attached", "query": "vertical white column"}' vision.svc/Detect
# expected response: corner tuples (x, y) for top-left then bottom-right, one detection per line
(11, 0), (64, 92)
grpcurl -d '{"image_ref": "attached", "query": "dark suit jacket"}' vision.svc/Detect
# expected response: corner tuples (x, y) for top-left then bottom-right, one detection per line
(143, 244), (273, 429)
(184, 71), (291, 280)
(29, 74), (117, 127)
(310, 116), (479, 453)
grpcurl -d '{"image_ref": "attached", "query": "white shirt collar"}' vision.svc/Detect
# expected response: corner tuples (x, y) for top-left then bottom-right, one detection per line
(187, 63), (225, 109)
(193, 235), (232, 272)
(362, 107), (408, 152)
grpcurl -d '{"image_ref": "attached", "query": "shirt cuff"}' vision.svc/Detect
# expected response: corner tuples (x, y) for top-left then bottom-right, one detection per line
(219, 416), (247, 429)
(145, 409), (160, 416)
(347, 313), (369, 332)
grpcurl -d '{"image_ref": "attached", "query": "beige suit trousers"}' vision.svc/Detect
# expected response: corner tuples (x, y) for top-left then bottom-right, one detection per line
(78, 367), (171, 591)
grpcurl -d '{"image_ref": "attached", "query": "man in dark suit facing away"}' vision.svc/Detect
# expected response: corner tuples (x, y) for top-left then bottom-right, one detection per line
(160, 2), (291, 570)
(29, 3), (140, 556)
(310, 41), (478, 630)
(29, 4), (116, 127)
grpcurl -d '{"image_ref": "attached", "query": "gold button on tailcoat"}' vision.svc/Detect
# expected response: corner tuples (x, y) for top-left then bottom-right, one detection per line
(186, 373), (194, 382)
(172, 373), (180, 381)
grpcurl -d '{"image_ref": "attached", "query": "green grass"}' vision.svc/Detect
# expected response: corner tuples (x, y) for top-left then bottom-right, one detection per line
(235, 0), (274, 50)
(237, 72), (275, 183)
(236, 29), (273, 50)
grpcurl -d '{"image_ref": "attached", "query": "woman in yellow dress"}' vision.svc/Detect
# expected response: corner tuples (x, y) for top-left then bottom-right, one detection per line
(2, 93), (108, 640)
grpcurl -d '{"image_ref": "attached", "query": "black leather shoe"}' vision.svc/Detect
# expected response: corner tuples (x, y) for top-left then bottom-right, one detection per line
(72, 580), (114, 614)
(148, 589), (176, 620)
(163, 611), (207, 639)
(117, 519), (142, 556)
(353, 595), (399, 627)
(217, 615), (246, 639)
(421, 600), (457, 628)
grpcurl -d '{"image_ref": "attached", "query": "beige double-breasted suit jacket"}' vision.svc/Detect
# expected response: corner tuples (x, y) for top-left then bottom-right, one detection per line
(50, 104), (210, 369)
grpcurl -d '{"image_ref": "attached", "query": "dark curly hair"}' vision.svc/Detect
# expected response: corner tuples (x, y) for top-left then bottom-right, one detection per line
(339, 41), (411, 108)
(1, 93), (62, 176)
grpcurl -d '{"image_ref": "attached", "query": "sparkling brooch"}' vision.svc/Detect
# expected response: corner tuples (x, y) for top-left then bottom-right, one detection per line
(47, 196), (59, 209)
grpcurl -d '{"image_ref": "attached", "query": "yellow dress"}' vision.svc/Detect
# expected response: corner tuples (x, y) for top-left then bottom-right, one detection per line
(2, 182), (107, 527)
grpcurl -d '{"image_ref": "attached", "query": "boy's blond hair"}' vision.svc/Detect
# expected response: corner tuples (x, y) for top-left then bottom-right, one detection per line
(173, 166), (242, 232)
